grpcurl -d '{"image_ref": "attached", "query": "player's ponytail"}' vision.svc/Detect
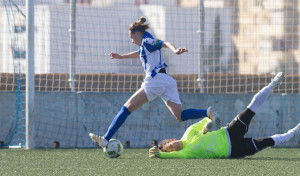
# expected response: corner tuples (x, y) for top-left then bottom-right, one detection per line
(138, 16), (146, 24)
(129, 16), (149, 33)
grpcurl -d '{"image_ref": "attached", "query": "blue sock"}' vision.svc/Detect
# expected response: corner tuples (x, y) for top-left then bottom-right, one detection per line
(181, 109), (207, 121)
(104, 106), (131, 141)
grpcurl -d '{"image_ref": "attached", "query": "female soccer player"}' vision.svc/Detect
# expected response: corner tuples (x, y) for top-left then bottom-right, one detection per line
(149, 72), (300, 159)
(89, 17), (219, 148)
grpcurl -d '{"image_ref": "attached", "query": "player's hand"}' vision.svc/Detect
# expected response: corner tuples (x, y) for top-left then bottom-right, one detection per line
(202, 120), (215, 134)
(149, 146), (159, 158)
(110, 53), (122, 59)
(174, 48), (188, 55)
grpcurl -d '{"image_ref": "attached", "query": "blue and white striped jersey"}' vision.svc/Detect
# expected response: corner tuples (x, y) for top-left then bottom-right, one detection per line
(138, 31), (168, 77)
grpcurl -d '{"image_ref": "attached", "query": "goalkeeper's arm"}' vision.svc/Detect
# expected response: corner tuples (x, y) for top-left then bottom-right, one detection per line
(149, 146), (186, 159)
(181, 117), (211, 140)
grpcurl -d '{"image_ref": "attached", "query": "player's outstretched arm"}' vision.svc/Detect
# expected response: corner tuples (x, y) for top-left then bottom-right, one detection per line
(149, 146), (187, 159)
(110, 51), (139, 59)
(162, 41), (188, 55)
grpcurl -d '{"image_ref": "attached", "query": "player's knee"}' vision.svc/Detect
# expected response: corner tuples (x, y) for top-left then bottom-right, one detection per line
(177, 119), (183, 122)
(124, 103), (137, 113)
(175, 115), (183, 122)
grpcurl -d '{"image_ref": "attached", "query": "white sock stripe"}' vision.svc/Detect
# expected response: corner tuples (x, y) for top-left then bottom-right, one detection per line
(237, 116), (248, 132)
(252, 138), (258, 151)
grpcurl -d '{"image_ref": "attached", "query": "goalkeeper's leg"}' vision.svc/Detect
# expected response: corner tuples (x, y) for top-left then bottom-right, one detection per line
(233, 123), (300, 158)
(230, 137), (274, 158)
(233, 72), (284, 135)
(247, 72), (284, 113)
(227, 72), (285, 144)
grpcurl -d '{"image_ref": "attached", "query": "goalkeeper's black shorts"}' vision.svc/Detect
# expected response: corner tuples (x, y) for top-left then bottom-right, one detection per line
(226, 108), (274, 158)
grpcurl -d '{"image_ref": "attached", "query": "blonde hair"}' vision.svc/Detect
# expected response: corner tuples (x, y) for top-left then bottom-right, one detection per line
(158, 139), (173, 152)
(129, 16), (149, 33)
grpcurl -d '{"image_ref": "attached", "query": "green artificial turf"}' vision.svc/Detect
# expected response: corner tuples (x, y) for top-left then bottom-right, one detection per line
(0, 148), (300, 176)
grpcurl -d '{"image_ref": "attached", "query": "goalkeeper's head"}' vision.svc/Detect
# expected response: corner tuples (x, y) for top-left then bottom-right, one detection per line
(158, 139), (183, 152)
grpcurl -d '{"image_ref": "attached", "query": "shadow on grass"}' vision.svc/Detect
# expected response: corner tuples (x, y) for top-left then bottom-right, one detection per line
(244, 157), (300, 161)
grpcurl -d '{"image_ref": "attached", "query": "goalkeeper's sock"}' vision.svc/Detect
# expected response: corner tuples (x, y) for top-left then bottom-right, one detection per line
(181, 108), (207, 121)
(104, 106), (131, 141)
(247, 72), (284, 112)
(247, 83), (275, 113)
(271, 123), (300, 146)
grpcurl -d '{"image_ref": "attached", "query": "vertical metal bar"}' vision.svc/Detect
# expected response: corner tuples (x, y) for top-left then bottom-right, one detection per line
(70, 0), (78, 147)
(197, 0), (205, 93)
(26, 0), (35, 149)
(69, 0), (76, 92)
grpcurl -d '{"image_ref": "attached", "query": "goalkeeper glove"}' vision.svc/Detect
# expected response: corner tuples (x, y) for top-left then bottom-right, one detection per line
(202, 120), (215, 134)
(149, 146), (160, 158)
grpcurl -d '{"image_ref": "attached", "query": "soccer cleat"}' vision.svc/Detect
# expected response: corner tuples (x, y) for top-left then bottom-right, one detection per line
(89, 133), (108, 148)
(271, 72), (284, 86)
(207, 106), (221, 128)
(207, 106), (217, 121)
(271, 123), (300, 146)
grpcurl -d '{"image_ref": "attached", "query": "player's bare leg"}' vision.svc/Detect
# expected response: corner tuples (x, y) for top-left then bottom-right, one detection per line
(166, 101), (183, 122)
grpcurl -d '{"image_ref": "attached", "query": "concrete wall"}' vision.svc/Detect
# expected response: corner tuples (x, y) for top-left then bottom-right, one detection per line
(1, 92), (300, 148)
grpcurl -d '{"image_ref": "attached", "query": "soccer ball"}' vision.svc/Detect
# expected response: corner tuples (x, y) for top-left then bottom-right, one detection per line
(103, 139), (123, 158)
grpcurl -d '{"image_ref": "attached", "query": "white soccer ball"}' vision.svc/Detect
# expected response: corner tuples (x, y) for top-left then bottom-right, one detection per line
(103, 139), (123, 158)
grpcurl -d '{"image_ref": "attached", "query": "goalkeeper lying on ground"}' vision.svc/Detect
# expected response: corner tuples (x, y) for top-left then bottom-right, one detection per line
(149, 72), (300, 159)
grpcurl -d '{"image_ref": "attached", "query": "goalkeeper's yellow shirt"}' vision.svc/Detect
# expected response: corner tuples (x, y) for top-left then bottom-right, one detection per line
(158, 118), (231, 159)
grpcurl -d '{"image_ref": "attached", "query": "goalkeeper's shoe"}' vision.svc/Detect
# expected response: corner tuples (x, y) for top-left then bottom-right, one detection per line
(271, 72), (284, 86)
(89, 133), (108, 148)
(207, 106), (221, 128)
